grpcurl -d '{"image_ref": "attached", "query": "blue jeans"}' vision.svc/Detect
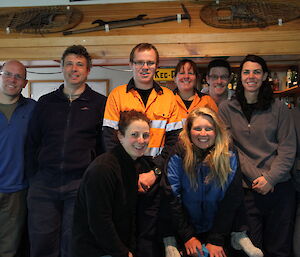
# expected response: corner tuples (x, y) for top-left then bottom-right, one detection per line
(27, 179), (80, 257)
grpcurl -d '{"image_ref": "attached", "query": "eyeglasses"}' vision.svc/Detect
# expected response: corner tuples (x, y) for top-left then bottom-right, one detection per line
(208, 75), (230, 81)
(0, 71), (25, 81)
(133, 61), (156, 68)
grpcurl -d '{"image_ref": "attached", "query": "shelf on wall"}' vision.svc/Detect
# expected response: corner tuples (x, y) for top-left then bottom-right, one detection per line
(273, 85), (300, 97)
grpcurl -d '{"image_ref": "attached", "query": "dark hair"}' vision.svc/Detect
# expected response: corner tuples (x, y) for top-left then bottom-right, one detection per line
(129, 43), (159, 64)
(236, 54), (274, 110)
(61, 45), (92, 69)
(207, 59), (231, 75)
(174, 59), (199, 83)
(118, 110), (151, 136)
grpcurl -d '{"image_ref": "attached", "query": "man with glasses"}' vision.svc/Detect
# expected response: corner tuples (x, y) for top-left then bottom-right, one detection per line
(205, 59), (234, 106)
(0, 60), (36, 257)
(104, 43), (182, 169)
(103, 43), (182, 256)
(25, 45), (106, 257)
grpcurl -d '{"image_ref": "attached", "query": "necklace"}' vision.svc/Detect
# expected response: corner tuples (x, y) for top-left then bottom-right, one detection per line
(66, 93), (81, 102)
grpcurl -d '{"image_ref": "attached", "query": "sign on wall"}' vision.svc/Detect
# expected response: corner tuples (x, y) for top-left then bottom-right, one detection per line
(154, 68), (175, 81)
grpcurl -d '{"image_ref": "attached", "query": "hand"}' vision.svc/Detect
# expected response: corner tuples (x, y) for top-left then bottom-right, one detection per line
(128, 252), (133, 257)
(184, 237), (203, 256)
(206, 244), (226, 257)
(252, 176), (274, 195)
(163, 236), (181, 257)
(138, 170), (156, 193)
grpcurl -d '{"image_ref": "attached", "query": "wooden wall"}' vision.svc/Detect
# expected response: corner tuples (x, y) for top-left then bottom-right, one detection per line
(0, 0), (300, 63)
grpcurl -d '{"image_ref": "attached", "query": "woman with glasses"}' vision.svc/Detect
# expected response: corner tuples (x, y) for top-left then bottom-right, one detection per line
(219, 55), (296, 257)
(173, 59), (218, 126)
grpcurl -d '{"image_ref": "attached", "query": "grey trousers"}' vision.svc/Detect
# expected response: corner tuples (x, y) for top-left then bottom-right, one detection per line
(0, 189), (27, 257)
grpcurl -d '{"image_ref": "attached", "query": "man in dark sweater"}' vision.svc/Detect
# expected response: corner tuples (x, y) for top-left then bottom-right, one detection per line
(25, 45), (106, 257)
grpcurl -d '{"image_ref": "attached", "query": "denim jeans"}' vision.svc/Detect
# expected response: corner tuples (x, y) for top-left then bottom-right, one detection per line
(27, 178), (80, 257)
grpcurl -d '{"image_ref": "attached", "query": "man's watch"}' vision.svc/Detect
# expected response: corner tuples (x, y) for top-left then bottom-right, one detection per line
(153, 167), (162, 177)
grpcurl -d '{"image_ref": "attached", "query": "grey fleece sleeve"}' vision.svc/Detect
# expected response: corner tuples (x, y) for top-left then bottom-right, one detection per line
(263, 102), (296, 185)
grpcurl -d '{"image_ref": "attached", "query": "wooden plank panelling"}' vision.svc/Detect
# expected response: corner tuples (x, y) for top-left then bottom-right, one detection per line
(0, 0), (300, 61)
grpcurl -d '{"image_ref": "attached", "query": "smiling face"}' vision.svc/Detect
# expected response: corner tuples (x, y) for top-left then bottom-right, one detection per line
(118, 119), (150, 160)
(62, 54), (90, 88)
(241, 61), (268, 93)
(130, 49), (158, 89)
(174, 62), (196, 93)
(207, 67), (230, 99)
(0, 60), (27, 103)
(190, 115), (216, 150)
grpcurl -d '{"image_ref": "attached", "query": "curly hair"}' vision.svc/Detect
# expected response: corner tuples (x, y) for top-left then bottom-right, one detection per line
(61, 45), (92, 69)
(118, 110), (151, 136)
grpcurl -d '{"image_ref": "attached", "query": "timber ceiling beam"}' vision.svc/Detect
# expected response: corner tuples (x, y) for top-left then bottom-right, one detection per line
(0, 0), (300, 62)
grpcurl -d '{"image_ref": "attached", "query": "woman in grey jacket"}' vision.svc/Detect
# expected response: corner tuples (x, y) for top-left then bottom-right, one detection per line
(292, 104), (300, 257)
(219, 55), (296, 257)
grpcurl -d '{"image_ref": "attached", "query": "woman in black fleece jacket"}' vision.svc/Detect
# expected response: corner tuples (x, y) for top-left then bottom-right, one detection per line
(72, 110), (151, 257)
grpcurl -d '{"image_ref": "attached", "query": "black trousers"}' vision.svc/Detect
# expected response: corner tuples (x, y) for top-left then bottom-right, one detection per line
(243, 181), (296, 257)
(136, 182), (164, 257)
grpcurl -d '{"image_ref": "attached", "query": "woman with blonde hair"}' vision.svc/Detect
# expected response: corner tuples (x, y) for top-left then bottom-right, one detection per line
(165, 107), (243, 257)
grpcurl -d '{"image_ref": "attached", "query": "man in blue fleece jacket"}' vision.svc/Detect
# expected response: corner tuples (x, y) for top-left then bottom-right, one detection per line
(0, 60), (36, 257)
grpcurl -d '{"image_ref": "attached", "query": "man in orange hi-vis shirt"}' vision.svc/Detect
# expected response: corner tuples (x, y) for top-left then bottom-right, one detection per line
(103, 43), (182, 189)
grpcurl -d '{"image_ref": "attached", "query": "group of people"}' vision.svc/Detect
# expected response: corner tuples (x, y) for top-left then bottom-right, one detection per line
(0, 42), (299, 257)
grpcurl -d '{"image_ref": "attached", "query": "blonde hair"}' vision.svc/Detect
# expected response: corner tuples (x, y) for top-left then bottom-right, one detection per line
(179, 107), (231, 189)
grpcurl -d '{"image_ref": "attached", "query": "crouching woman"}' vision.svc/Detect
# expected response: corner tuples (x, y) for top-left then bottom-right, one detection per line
(165, 107), (243, 257)
(72, 110), (151, 257)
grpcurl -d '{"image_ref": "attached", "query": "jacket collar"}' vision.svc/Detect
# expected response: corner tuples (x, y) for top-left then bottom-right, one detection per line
(112, 143), (137, 167)
(17, 94), (26, 106)
(126, 78), (163, 94)
(173, 87), (206, 98)
(220, 96), (244, 115)
(57, 83), (93, 101)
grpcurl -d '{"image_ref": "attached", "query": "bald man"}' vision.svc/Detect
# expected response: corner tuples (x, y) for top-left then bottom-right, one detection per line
(0, 60), (36, 257)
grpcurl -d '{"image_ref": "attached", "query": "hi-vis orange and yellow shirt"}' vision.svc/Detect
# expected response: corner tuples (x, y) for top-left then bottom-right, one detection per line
(173, 88), (218, 124)
(103, 79), (182, 157)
